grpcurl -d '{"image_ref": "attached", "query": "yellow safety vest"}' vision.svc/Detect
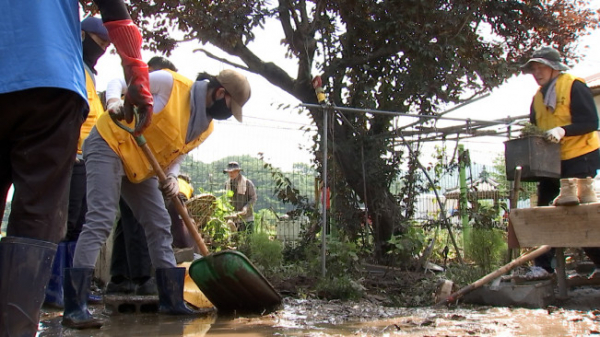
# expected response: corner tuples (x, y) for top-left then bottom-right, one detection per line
(178, 178), (194, 200)
(534, 73), (599, 160)
(78, 71), (105, 154)
(95, 70), (214, 183)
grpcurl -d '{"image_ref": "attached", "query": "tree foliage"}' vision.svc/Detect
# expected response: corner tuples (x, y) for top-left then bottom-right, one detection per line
(91, 0), (600, 261)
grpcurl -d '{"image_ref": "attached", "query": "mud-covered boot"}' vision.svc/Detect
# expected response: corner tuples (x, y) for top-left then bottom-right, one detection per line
(62, 268), (103, 329)
(553, 178), (580, 206)
(44, 241), (68, 308)
(578, 177), (598, 204)
(0, 236), (57, 337)
(156, 267), (200, 315)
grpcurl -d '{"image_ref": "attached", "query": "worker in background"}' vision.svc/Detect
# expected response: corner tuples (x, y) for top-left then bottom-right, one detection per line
(223, 162), (258, 233)
(522, 46), (600, 277)
(167, 174), (196, 249)
(0, 1), (153, 334)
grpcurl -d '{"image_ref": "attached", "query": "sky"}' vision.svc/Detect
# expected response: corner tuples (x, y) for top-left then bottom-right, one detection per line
(92, 1), (600, 172)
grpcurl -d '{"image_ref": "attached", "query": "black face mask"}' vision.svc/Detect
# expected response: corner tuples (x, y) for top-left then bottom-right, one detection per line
(82, 32), (106, 73)
(207, 97), (233, 120)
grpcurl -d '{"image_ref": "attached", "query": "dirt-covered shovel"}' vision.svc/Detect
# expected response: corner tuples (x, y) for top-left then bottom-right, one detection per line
(110, 113), (282, 313)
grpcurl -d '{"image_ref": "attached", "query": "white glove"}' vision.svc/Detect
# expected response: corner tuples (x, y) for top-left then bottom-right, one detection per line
(159, 173), (179, 199)
(545, 127), (565, 143)
(239, 206), (248, 216)
(107, 99), (125, 120)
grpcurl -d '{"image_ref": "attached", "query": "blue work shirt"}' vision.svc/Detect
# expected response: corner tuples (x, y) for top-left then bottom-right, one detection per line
(0, 0), (87, 101)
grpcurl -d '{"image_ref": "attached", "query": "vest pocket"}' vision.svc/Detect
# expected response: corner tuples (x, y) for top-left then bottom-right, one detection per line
(150, 118), (178, 150)
(118, 141), (152, 183)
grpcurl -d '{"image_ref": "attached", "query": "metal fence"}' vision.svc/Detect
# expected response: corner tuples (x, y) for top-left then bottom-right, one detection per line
(2, 125), (525, 241)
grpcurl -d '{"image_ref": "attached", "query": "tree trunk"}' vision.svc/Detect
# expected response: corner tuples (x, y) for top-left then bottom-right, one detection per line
(328, 118), (405, 261)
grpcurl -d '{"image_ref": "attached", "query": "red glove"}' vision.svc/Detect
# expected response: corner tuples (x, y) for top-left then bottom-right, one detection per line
(104, 19), (153, 136)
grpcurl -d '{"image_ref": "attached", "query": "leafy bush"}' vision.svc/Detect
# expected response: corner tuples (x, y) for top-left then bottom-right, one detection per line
(247, 232), (283, 272)
(387, 225), (427, 267)
(465, 228), (506, 273)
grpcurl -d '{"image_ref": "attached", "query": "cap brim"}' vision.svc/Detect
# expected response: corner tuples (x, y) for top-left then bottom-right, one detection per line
(231, 100), (243, 123)
(521, 58), (569, 74)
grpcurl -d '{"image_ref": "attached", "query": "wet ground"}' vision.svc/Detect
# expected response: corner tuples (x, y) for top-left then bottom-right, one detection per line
(38, 291), (600, 337)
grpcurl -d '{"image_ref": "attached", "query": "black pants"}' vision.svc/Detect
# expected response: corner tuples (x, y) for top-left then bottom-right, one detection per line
(535, 151), (600, 271)
(110, 199), (152, 280)
(64, 160), (87, 241)
(167, 197), (194, 249)
(0, 88), (85, 243)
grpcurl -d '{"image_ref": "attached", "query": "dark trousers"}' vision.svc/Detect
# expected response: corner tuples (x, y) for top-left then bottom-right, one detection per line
(0, 88), (84, 242)
(64, 160), (87, 241)
(167, 198), (194, 249)
(535, 153), (600, 271)
(110, 199), (153, 280)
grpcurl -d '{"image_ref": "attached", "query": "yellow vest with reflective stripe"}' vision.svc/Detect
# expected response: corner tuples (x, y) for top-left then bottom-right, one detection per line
(78, 71), (104, 154)
(95, 70), (214, 183)
(178, 178), (193, 200)
(534, 73), (599, 160)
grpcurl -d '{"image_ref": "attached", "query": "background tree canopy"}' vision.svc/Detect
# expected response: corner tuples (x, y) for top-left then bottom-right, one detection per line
(83, 0), (600, 261)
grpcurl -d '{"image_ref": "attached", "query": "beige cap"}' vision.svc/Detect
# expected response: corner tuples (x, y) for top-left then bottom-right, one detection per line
(216, 69), (251, 122)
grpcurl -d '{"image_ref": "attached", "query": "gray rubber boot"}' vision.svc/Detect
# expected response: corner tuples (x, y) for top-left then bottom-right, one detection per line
(156, 267), (200, 315)
(62, 268), (103, 329)
(0, 236), (57, 337)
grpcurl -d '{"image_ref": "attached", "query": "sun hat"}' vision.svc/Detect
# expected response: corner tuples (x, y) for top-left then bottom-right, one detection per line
(521, 46), (569, 74)
(216, 70), (251, 123)
(81, 17), (110, 42)
(223, 161), (242, 173)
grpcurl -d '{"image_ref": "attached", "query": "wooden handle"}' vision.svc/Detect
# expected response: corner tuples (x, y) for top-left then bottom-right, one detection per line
(140, 144), (210, 256)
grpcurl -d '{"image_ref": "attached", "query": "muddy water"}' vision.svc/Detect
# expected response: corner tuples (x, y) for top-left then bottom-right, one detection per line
(38, 299), (600, 336)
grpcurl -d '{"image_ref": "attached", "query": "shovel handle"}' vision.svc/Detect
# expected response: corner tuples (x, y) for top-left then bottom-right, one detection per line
(139, 144), (210, 256)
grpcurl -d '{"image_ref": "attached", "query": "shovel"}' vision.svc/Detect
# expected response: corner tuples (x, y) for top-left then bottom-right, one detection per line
(111, 114), (282, 313)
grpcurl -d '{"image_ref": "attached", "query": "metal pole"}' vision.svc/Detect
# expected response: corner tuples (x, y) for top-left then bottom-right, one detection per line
(458, 145), (470, 250)
(321, 107), (328, 278)
(300, 103), (526, 126)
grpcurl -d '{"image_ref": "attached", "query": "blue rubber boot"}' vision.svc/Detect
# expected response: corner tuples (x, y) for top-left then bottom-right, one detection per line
(44, 241), (68, 308)
(65, 241), (77, 267)
(156, 268), (200, 315)
(62, 268), (103, 329)
(0, 236), (57, 337)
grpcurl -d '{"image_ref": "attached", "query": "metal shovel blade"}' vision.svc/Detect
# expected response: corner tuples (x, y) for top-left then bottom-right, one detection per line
(188, 250), (282, 313)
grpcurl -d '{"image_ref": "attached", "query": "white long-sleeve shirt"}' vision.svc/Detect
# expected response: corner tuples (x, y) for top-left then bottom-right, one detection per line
(105, 70), (183, 175)
(105, 70), (174, 114)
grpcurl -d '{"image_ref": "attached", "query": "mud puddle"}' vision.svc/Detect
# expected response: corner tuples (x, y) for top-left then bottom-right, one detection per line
(38, 297), (600, 336)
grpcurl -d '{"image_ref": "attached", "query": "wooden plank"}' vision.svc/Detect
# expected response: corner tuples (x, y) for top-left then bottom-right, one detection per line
(509, 203), (600, 247)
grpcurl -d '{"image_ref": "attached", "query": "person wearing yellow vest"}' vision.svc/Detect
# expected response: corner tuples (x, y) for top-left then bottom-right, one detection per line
(104, 57), (181, 298)
(44, 17), (111, 310)
(522, 46), (600, 276)
(68, 67), (251, 326)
